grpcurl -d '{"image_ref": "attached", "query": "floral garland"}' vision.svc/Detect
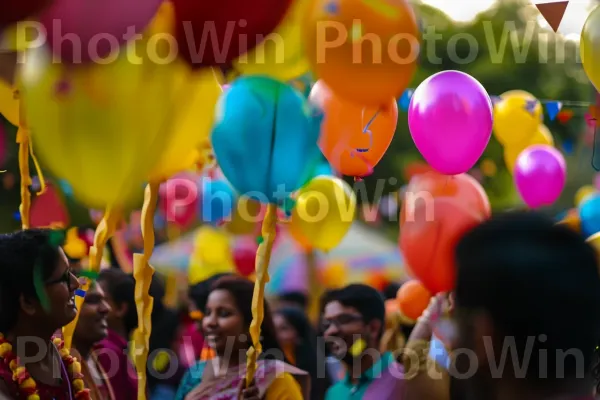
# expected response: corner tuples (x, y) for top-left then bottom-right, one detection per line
(0, 334), (91, 400)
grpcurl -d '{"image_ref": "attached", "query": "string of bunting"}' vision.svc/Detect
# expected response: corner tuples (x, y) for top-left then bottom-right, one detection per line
(397, 89), (597, 125)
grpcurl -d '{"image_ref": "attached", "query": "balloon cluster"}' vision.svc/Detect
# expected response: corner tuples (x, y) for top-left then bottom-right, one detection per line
(493, 90), (565, 208)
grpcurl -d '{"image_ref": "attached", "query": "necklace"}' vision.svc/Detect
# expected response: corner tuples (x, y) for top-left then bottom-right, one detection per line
(0, 333), (91, 400)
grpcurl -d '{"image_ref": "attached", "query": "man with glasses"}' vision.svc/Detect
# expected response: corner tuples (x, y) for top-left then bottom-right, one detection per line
(321, 284), (405, 399)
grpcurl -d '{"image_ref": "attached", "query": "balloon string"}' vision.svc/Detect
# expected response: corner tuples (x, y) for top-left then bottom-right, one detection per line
(132, 182), (159, 400)
(63, 207), (120, 349)
(356, 109), (380, 153)
(17, 128), (31, 229)
(592, 91), (600, 171)
(246, 204), (277, 386)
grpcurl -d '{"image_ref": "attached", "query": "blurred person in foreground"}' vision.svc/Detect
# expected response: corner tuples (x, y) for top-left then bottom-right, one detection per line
(72, 282), (115, 399)
(322, 284), (405, 399)
(452, 211), (600, 400)
(274, 307), (332, 398)
(0, 230), (84, 399)
(176, 276), (308, 400)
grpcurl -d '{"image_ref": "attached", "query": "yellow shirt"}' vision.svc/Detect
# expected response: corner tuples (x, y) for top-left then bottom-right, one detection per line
(266, 373), (304, 400)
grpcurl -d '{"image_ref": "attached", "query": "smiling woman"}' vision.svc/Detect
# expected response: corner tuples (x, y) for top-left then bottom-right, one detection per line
(0, 229), (86, 400)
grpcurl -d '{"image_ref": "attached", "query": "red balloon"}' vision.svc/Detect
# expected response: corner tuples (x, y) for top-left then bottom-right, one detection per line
(0, 0), (49, 31)
(233, 238), (257, 277)
(400, 171), (490, 226)
(399, 198), (484, 294)
(172, 0), (293, 68)
(159, 176), (198, 228)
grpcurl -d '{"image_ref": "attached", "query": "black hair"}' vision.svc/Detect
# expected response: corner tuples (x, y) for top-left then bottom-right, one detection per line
(0, 229), (64, 332)
(278, 291), (308, 309)
(209, 276), (286, 361)
(98, 268), (137, 336)
(275, 307), (332, 399)
(188, 273), (233, 312)
(382, 283), (401, 301)
(455, 211), (600, 382)
(323, 284), (386, 338)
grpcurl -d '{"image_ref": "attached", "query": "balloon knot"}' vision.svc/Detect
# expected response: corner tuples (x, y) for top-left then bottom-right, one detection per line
(354, 177), (363, 182)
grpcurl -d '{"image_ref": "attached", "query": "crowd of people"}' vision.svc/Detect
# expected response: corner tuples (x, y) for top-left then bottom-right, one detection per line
(0, 211), (599, 399)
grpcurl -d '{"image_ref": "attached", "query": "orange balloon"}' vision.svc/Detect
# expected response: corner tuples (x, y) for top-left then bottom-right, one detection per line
(313, 81), (398, 177)
(364, 271), (389, 292)
(399, 198), (485, 294)
(396, 280), (431, 320)
(385, 299), (398, 315)
(400, 172), (490, 226)
(303, 0), (419, 106)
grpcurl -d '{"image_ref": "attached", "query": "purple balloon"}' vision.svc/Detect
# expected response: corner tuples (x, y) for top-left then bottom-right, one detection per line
(408, 70), (493, 175)
(514, 145), (566, 208)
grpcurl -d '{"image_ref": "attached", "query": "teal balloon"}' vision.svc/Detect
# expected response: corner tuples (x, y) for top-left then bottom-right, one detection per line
(211, 76), (322, 204)
(580, 195), (600, 236)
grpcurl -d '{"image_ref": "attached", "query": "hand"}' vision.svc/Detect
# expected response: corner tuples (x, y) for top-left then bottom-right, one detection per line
(238, 378), (260, 400)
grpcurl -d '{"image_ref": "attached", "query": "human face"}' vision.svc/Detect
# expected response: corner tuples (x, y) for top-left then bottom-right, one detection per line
(98, 280), (128, 331)
(202, 289), (246, 357)
(273, 314), (298, 348)
(37, 248), (81, 329)
(75, 284), (111, 345)
(322, 301), (368, 361)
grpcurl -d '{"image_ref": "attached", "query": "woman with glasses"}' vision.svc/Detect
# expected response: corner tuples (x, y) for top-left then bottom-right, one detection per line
(175, 276), (308, 400)
(0, 229), (90, 400)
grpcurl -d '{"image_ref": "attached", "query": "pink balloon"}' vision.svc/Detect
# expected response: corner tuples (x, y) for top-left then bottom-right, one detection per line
(408, 71), (493, 175)
(40, 0), (162, 63)
(514, 145), (566, 208)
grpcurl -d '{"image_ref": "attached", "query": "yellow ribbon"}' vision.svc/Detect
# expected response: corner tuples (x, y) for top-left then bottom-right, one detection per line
(131, 182), (159, 400)
(62, 208), (120, 349)
(15, 82), (45, 230)
(245, 203), (277, 385)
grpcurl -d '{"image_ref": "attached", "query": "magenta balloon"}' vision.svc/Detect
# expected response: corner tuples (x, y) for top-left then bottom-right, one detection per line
(40, 0), (163, 63)
(408, 70), (493, 175)
(514, 145), (566, 208)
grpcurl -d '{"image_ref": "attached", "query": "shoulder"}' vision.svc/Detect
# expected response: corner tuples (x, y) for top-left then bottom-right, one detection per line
(266, 373), (303, 400)
(325, 380), (346, 398)
(175, 360), (207, 400)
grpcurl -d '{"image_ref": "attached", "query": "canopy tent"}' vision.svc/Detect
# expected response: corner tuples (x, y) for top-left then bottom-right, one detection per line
(150, 222), (405, 293)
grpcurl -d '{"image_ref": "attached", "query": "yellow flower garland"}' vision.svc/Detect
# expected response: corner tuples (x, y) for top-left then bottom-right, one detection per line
(0, 334), (91, 400)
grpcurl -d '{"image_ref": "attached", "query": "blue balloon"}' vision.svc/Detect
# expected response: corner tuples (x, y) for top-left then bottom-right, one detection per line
(200, 178), (236, 225)
(579, 195), (600, 236)
(312, 161), (334, 178)
(211, 76), (322, 204)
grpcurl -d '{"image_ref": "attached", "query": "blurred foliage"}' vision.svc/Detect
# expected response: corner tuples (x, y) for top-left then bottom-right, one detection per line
(0, 0), (597, 234)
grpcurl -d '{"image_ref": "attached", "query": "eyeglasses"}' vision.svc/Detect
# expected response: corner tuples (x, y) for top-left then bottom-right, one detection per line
(45, 268), (83, 287)
(321, 314), (363, 332)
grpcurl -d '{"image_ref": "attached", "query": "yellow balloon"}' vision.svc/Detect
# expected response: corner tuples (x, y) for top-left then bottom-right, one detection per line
(149, 68), (222, 181)
(575, 185), (597, 207)
(20, 3), (191, 209)
(321, 262), (347, 288)
(188, 226), (234, 284)
(232, 0), (309, 81)
(581, 6), (600, 91)
(0, 79), (19, 126)
(503, 124), (554, 172)
(290, 176), (356, 252)
(224, 196), (261, 236)
(493, 90), (543, 146)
